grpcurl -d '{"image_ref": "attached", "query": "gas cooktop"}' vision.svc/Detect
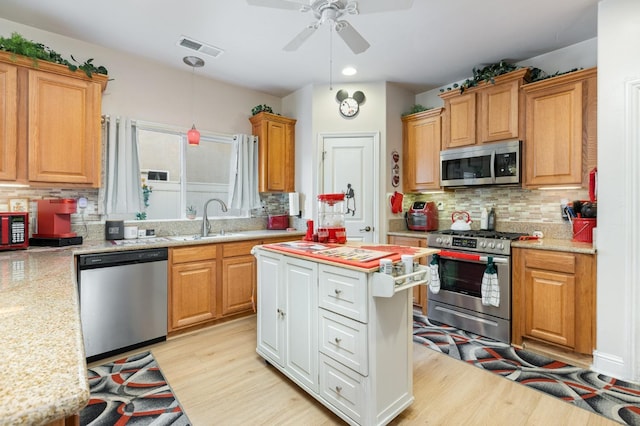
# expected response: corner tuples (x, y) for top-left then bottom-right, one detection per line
(430, 230), (528, 240)
(427, 230), (529, 255)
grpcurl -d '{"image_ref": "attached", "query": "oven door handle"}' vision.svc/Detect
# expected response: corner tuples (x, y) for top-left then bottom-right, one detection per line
(438, 250), (508, 264)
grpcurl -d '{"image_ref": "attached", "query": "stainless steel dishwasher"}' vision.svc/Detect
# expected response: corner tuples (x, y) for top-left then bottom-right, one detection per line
(77, 248), (168, 362)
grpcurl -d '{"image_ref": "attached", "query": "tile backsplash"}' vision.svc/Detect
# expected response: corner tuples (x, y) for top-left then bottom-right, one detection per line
(397, 186), (591, 239)
(1, 185), (589, 241)
(0, 187), (291, 240)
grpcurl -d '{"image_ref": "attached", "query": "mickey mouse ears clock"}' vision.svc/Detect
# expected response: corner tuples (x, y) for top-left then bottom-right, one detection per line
(336, 90), (365, 118)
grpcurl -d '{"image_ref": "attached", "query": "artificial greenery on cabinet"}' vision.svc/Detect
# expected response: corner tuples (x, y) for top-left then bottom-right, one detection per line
(0, 32), (108, 77)
(439, 60), (583, 94)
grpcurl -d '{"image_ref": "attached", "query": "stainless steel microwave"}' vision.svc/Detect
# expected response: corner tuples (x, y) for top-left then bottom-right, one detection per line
(440, 139), (522, 187)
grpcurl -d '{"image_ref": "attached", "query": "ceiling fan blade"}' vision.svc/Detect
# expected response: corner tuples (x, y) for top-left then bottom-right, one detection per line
(335, 20), (370, 54)
(246, 0), (308, 10)
(349, 0), (413, 14)
(283, 25), (318, 51)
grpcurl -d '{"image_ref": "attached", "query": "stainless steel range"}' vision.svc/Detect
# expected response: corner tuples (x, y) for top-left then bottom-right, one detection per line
(426, 230), (526, 343)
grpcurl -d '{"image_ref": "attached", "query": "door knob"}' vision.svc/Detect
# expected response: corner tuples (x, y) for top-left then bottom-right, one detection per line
(359, 226), (372, 232)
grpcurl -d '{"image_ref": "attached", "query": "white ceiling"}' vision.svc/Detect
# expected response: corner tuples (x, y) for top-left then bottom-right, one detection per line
(0, 0), (599, 97)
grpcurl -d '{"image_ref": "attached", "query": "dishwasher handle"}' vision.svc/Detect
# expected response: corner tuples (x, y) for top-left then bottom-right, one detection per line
(78, 248), (168, 269)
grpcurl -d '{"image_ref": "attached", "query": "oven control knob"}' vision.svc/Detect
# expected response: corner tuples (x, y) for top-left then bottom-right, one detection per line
(445, 238), (452, 246)
(488, 242), (495, 249)
(497, 243), (505, 250)
(436, 237), (443, 244)
(479, 241), (487, 248)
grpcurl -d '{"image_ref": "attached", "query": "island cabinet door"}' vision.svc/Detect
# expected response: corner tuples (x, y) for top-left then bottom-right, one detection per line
(256, 251), (285, 367)
(284, 257), (319, 393)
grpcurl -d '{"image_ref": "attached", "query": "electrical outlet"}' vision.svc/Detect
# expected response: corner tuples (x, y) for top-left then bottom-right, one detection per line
(436, 201), (444, 211)
(560, 198), (569, 220)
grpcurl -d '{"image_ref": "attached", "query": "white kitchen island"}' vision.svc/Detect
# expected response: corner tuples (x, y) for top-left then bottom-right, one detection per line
(253, 242), (438, 426)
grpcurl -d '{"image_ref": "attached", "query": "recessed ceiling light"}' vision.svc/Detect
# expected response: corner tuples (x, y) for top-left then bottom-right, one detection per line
(342, 66), (357, 76)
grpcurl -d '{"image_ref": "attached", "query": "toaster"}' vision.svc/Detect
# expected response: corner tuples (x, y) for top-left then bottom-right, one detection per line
(405, 201), (438, 231)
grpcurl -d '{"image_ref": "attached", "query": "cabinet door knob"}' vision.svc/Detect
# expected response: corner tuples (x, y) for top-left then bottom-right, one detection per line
(334, 337), (342, 344)
(334, 289), (342, 295)
(335, 386), (342, 393)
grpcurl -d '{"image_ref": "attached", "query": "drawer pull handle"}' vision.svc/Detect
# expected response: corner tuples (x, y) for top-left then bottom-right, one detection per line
(334, 289), (342, 295)
(334, 337), (342, 344)
(335, 386), (342, 393)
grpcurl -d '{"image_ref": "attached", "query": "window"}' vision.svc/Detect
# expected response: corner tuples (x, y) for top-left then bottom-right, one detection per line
(136, 121), (245, 220)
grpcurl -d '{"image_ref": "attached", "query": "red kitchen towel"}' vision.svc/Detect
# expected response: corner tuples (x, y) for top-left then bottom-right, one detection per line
(390, 191), (403, 214)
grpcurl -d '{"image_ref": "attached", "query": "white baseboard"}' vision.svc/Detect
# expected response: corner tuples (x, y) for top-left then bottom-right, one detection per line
(592, 350), (631, 381)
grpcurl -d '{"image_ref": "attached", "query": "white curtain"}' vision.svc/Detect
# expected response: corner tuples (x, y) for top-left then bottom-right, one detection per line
(228, 134), (261, 210)
(104, 117), (144, 215)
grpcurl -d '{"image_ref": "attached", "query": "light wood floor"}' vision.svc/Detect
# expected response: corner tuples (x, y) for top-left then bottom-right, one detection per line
(90, 316), (617, 425)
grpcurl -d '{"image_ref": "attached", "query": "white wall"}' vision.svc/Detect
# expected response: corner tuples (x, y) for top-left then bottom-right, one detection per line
(415, 38), (598, 111)
(283, 84), (313, 217)
(284, 82), (388, 238)
(593, 0), (640, 381)
(385, 83), (417, 232)
(0, 18), (282, 136)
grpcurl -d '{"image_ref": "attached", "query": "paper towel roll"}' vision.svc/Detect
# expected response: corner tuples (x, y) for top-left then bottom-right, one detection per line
(288, 192), (299, 216)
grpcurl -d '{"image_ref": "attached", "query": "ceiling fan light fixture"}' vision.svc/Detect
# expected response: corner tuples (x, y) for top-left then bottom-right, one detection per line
(342, 66), (357, 76)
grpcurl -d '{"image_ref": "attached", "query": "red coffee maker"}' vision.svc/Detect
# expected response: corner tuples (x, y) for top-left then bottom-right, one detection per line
(30, 199), (83, 246)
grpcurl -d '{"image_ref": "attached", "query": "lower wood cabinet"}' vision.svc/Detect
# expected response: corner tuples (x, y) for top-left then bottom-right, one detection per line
(221, 241), (257, 316)
(387, 234), (429, 314)
(169, 245), (218, 331)
(45, 414), (79, 426)
(512, 248), (596, 354)
(169, 235), (300, 334)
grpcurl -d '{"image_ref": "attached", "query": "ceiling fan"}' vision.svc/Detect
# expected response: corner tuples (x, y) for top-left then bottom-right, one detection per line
(247, 0), (413, 54)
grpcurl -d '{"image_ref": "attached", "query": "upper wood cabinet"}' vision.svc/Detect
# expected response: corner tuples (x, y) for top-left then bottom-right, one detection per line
(0, 51), (107, 188)
(0, 61), (18, 181)
(439, 68), (529, 149)
(401, 108), (442, 192)
(522, 67), (597, 188)
(440, 91), (476, 148)
(249, 111), (296, 192)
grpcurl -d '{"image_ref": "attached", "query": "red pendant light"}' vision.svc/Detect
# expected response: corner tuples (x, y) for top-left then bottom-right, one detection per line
(187, 124), (200, 145)
(183, 56), (205, 146)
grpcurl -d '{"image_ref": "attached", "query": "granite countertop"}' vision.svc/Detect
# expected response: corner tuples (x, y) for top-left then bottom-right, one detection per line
(509, 238), (596, 254)
(0, 229), (302, 425)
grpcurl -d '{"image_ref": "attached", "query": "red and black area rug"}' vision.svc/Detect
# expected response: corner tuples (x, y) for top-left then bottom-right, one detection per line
(413, 312), (640, 425)
(81, 351), (190, 425)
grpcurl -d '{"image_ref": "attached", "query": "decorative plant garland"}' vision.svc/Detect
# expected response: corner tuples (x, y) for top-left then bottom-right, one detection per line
(0, 32), (108, 77)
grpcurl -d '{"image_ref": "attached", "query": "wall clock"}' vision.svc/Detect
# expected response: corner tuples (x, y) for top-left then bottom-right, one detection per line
(336, 90), (365, 118)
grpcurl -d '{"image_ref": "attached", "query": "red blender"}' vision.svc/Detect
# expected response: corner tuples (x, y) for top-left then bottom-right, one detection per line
(317, 193), (346, 244)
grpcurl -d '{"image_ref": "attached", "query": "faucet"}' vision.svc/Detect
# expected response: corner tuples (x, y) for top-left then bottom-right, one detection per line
(202, 198), (228, 237)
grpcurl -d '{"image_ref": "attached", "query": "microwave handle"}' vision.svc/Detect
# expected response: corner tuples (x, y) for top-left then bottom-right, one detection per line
(490, 150), (496, 183)
(438, 250), (508, 264)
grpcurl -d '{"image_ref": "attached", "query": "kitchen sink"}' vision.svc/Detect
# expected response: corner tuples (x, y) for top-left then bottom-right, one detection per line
(167, 233), (237, 241)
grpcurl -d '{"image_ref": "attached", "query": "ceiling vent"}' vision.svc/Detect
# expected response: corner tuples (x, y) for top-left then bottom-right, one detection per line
(177, 36), (224, 58)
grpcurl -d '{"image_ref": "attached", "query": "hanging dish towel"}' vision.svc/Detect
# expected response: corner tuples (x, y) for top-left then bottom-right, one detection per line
(429, 254), (440, 294)
(481, 257), (500, 307)
(390, 191), (404, 214)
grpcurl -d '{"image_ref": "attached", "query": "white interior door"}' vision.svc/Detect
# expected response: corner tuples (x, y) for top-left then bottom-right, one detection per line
(320, 133), (378, 243)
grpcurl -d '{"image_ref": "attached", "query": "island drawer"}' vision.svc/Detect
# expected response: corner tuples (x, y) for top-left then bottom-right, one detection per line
(319, 264), (368, 323)
(319, 353), (365, 424)
(319, 308), (368, 376)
